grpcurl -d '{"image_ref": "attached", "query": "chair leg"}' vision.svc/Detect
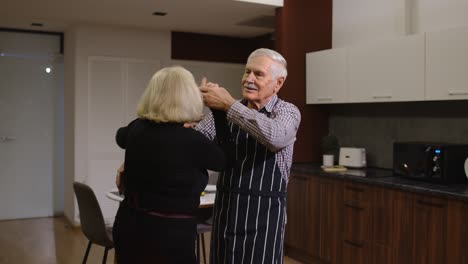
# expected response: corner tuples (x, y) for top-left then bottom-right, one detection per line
(103, 247), (109, 264)
(201, 233), (207, 264)
(82, 241), (92, 264)
(196, 234), (201, 264)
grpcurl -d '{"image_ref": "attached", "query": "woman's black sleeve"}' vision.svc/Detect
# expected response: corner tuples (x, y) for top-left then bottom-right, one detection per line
(116, 126), (128, 149)
(197, 136), (226, 172)
(115, 119), (138, 149)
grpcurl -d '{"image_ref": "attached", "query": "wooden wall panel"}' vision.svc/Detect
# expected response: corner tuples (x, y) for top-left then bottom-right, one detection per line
(276, 1), (331, 162)
(171, 31), (273, 63)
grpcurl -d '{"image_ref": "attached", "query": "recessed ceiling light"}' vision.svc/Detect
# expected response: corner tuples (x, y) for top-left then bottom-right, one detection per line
(31, 22), (44, 27)
(152, 11), (167, 16)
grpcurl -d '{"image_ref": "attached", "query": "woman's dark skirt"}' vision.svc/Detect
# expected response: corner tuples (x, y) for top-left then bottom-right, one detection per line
(113, 203), (197, 264)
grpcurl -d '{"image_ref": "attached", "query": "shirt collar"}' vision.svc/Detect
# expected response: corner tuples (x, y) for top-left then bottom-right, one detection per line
(240, 95), (278, 113)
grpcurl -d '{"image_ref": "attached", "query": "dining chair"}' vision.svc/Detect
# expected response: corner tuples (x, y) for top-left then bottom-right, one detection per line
(196, 207), (214, 264)
(73, 182), (114, 264)
(196, 222), (211, 264)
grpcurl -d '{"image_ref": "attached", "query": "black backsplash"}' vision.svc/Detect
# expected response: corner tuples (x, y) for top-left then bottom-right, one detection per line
(328, 100), (468, 169)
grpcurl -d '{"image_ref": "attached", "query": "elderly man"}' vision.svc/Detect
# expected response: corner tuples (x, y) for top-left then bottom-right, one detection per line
(197, 48), (301, 264)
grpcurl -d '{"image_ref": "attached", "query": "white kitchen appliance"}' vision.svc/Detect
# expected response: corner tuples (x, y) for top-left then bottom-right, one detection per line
(339, 147), (367, 168)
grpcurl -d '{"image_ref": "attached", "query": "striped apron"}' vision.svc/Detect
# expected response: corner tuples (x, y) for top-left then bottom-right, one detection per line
(210, 119), (287, 264)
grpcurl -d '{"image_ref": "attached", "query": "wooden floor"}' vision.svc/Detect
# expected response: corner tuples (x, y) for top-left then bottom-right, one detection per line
(0, 217), (303, 263)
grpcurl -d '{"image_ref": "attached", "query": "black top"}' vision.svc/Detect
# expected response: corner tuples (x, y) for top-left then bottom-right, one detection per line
(116, 118), (226, 214)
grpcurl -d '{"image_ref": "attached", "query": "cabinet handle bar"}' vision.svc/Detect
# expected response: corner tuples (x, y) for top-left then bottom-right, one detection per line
(345, 186), (364, 192)
(344, 239), (364, 248)
(448, 91), (468, 96)
(372, 95), (392, 99)
(345, 203), (364, 211)
(417, 200), (446, 208)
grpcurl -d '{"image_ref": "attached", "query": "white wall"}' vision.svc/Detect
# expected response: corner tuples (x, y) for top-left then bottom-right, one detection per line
(333, 0), (468, 48)
(64, 28), (76, 224)
(64, 25), (171, 225)
(172, 59), (245, 100)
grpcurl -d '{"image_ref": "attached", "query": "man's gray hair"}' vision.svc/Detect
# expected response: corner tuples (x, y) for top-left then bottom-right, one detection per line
(247, 48), (288, 79)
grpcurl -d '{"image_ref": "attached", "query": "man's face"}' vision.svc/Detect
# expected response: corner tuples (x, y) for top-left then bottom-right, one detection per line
(241, 56), (284, 110)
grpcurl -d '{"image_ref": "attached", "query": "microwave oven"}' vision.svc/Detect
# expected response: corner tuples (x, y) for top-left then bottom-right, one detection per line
(393, 142), (468, 184)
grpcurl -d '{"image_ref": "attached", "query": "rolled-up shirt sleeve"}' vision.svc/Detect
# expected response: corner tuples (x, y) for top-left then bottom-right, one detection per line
(195, 111), (216, 141)
(226, 99), (301, 152)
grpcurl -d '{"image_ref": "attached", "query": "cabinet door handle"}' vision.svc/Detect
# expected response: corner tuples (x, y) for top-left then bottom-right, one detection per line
(345, 203), (364, 211)
(372, 95), (392, 99)
(344, 239), (364, 248)
(345, 186), (364, 192)
(448, 91), (468, 96)
(417, 200), (446, 208)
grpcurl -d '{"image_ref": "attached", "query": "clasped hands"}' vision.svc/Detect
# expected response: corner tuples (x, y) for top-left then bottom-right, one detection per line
(184, 77), (236, 129)
(199, 77), (236, 112)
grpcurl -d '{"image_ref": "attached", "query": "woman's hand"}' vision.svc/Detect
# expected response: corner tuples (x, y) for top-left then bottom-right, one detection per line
(183, 122), (197, 129)
(199, 77), (235, 111)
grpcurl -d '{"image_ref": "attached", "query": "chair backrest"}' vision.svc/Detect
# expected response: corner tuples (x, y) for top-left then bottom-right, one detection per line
(73, 182), (113, 247)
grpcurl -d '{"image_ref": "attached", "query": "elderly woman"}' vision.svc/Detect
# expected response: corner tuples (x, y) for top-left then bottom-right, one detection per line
(112, 66), (225, 264)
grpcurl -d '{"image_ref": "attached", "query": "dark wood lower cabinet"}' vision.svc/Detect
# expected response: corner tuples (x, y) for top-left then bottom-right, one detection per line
(342, 240), (367, 264)
(285, 174), (342, 263)
(369, 243), (392, 264)
(447, 200), (468, 264)
(369, 187), (394, 264)
(393, 191), (414, 264)
(319, 178), (343, 264)
(412, 195), (447, 264)
(286, 173), (468, 264)
(284, 173), (320, 263)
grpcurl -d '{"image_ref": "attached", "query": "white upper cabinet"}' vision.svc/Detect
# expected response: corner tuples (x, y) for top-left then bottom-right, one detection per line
(426, 27), (468, 100)
(306, 48), (348, 104)
(347, 34), (425, 103)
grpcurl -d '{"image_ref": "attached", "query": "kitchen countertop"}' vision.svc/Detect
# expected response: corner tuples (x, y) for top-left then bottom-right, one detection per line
(292, 163), (468, 202)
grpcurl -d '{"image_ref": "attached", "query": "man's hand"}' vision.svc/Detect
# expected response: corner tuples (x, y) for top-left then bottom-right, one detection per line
(116, 163), (125, 194)
(199, 77), (236, 111)
(183, 122), (198, 129)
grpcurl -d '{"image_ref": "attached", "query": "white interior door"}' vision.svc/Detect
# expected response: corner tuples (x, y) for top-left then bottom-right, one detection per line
(0, 54), (62, 220)
(85, 57), (161, 223)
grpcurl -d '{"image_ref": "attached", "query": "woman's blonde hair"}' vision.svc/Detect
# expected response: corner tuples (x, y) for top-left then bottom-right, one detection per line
(137, 66), (204, 123)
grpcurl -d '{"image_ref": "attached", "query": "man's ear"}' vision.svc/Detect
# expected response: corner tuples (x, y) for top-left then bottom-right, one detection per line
(274, 77), (285, 93)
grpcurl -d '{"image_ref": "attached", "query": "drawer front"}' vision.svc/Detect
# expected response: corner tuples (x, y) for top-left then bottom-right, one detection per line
(344, 183), (369, 207)
(343, 239), (368, 264)
(344, 202), (367, 243)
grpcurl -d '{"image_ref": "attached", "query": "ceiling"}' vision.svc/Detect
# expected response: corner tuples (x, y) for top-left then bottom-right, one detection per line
(0, 0), (279, 38)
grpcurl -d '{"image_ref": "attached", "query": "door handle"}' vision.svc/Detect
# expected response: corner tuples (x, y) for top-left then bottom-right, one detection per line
(448, 91), (468, 96)
(372, 95), (392, 99)
(317, 97), (333, 102)
(0, 136), (17, 142)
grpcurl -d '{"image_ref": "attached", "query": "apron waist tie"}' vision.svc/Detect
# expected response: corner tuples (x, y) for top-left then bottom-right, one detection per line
(217, 186), (286, 198)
